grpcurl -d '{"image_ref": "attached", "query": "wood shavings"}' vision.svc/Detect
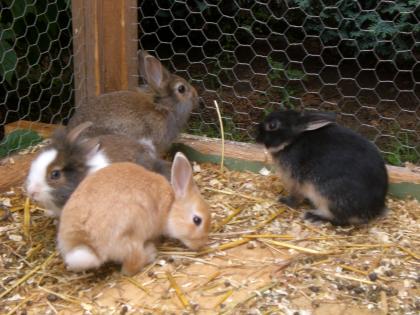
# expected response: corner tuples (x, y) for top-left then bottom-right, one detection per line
(0, 163), (419, 314)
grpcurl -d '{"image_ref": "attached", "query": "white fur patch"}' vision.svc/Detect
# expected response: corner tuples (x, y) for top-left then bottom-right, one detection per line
(65, 246), (100, 271)
(25, 149), (58, 211)
(268, 142), (291, 153)
(138, 138), (156, 156)
(87, 150), (110, 174)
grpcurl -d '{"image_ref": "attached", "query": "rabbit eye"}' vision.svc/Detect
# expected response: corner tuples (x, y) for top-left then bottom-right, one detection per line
(177, 84), (186, 94)
(193, 215), (202, 226)
(266, 120), (280, 131)
(50, 170), (61, 180)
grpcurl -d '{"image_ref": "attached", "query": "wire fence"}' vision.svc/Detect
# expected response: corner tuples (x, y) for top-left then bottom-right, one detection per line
(0, 0), (73, 156)
(139, 0), (419, 166)
(0, 0), (419, 166)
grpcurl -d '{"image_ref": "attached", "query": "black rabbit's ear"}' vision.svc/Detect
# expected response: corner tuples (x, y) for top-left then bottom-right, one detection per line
(138, 50), (170, 90)
(298, 112), (336, 131)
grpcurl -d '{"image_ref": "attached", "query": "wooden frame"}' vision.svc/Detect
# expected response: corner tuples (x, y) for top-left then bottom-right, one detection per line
(71, 0), (138, 104)
(3, 121), (420, 195)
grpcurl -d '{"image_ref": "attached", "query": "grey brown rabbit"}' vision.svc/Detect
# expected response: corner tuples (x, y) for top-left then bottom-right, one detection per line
(25, 122), (170, 216)
(256, 110), (388, 226)
(68, 50), (199, 155)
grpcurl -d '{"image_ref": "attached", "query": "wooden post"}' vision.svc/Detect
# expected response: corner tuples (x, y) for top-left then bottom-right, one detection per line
(71, 0), (138, 106)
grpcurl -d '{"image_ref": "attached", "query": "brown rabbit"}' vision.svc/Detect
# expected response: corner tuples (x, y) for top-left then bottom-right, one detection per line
(67, 50), (199, 155)
(26, 122), (170, 217)
(57, 152), (210, 275)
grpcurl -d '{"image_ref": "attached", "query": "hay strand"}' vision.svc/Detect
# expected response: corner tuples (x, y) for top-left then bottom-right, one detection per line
(198, 238), (250, 255)
(319, 269), (377, 285)
(243, 234), (294, 240)
(263, 239), (334, 255)
(166, 272), (190, 308)
(254, 208), (287, 230)
(23, 197), (30, 238)
(221, 282), (277, 314)
(214, 206), (244, 232)
(5, 298), (28, 315)
(338, 264), (389, 282)
(200, 271), (221, 287)
(379, 290), (388, 315)
(204, 187), (267, 202)
(38, 286), (83, 304)
(213, 100), (225, 172)
(124, 276), (151, 295)
(214, 289), (234, 308)
(0, 251), (56, 300)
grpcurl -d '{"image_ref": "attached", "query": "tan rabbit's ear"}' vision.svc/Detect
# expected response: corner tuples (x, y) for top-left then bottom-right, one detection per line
(67, 121), (93, 143)
(171, 152), (193, 198)
(138, 50), (170, 90)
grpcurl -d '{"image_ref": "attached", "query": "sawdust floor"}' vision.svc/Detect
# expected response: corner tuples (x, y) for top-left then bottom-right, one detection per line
(0, 161), (419, 315)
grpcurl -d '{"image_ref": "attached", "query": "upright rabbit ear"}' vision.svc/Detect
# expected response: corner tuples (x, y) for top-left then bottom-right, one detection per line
(138, 50), (170, 90)
(82, 137), (101, 159)
(171, 152), (193, 198)
(67, 121), (93, 143)
(297, 111), (336, 132)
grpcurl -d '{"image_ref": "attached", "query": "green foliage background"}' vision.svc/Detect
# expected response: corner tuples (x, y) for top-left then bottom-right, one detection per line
(0, 0), (73, 126)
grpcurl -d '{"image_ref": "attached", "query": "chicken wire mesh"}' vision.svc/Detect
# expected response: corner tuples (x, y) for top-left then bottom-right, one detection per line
(0, 0), (419, 166)
(138, 0), (420, 166)
(0, 0), (73, 156)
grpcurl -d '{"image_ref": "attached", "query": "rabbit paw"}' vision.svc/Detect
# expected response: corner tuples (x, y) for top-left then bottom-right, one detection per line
(122, 244), (154, 276)
(278, 195), (301, 208)
(303, 209), (333, 225)
(144, 242), (157, 265)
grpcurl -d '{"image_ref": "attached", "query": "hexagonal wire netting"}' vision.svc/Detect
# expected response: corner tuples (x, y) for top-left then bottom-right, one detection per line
(0, 1), (419, 166)
(138, 0), (420, 166)
(0, 0), (73, 156)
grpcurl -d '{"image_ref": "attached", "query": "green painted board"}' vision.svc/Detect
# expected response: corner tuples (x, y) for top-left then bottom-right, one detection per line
(172, 143), (420, 201)
(0, 129), (43, 158)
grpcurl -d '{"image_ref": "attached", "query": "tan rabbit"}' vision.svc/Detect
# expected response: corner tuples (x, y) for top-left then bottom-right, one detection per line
(57, 152), (210, 275)
(67, 50), (200, 155)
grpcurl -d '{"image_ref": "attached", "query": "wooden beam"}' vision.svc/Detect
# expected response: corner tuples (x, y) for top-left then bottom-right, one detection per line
(0, 153), (35, 192)
(3, 121), (420, 187)
(71, 0), (138, 105)
(102, 0), (138, 92)
(71, 0), (100, 104)
(177, 134), (420, 185)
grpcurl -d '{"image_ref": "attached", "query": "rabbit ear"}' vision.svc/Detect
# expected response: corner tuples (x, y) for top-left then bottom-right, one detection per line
(82, 138), (101, 158)
(298, 112), (336, 131)
(139, 50), (170, 90)
(171, 152), (193, 198)
(67, 121), (93, 143)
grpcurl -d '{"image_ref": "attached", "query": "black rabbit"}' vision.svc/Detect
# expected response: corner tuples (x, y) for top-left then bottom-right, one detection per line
(256, 110), (388, 226)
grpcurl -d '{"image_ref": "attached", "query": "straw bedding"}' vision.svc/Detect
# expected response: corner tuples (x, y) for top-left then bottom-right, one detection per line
(0, 158), (419, 315)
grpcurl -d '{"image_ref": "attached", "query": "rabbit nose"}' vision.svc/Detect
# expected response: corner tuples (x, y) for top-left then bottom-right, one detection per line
(28, 190), (39, 200)
(26, 185), (39, 200)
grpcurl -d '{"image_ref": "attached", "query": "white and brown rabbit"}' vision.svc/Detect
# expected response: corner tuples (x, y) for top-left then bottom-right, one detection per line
(256, 110), (388, 226)
(67, 50), (200, 155)
(57, 152), (210, 275)
(25, 122), (170, 217)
